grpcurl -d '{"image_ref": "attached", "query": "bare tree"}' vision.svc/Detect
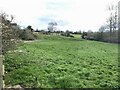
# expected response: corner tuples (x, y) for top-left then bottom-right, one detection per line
(106, 4), (118, 42)
(47, 22), (57, 32)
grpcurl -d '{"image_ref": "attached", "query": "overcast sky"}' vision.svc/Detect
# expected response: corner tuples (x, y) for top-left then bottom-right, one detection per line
(0, 0), (119, 31)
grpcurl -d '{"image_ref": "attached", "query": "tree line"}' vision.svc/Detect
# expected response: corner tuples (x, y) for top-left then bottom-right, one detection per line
(82, 4), (119, 43)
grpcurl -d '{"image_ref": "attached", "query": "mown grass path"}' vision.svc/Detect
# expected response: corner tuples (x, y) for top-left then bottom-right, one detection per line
(5, 35), (119, 88)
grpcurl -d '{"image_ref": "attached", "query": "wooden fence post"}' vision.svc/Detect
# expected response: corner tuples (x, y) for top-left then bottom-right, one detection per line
(0, 55), (5, 90)
(0, 55), (3, 90)
(0, 55), (4, 90)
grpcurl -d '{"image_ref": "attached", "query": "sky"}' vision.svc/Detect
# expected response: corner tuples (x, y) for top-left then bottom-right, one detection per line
(0, 0), (119, 31)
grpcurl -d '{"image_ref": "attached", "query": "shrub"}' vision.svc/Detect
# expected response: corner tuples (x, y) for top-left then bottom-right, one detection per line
(19, 29), (37, 40)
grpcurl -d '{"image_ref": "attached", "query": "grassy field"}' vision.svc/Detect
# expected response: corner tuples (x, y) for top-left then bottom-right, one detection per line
(4, 34), (119, 88)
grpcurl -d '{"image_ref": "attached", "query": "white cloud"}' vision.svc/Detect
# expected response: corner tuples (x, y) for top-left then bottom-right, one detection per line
(0, 0), (119, 31)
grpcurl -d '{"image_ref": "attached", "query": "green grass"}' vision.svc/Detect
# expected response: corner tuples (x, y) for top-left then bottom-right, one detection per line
(72, 34), (81, 38)
(5, 35), (119, 88)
